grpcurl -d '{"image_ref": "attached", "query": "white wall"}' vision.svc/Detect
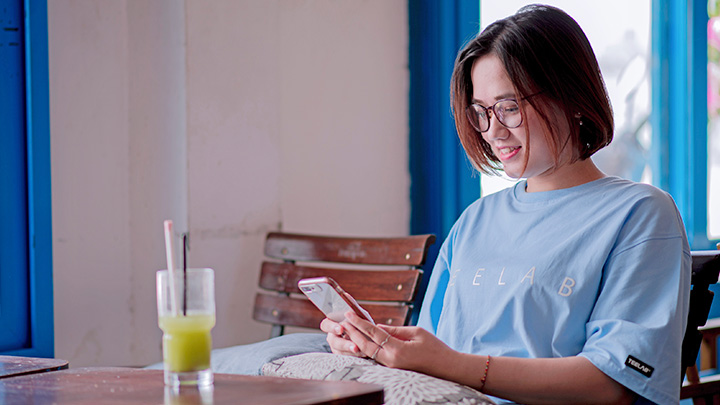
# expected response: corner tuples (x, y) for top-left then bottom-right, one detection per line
(48, 0), (409, 367)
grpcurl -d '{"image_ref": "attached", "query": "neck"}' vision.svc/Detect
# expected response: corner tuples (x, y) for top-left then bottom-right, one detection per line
(525, 158), (606, 193)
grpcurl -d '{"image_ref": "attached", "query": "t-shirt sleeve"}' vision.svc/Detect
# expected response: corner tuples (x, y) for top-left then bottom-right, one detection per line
(578, 196), (691, 405)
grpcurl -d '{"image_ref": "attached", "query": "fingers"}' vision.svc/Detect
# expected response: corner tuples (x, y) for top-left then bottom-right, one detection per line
(343, 312), (393, 362)
(370, 332), (391, 360)
(326, 331), (362, 356)
(321, 317), (363, 356)
(320, 318), (344, 336)
(345, 312), (389, 344)
(377, 324), (415, 340)
(325, 312), (397, 361)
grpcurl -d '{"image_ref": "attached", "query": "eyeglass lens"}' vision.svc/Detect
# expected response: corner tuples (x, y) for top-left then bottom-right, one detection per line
(466, 99), (522, 132)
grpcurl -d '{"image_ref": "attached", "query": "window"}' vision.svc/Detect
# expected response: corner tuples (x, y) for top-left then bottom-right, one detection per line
(654, 0), (718, 249)
(479, 1), (653, 196)
(408, 1), (718, 319)
(707, 1), (720, 240)
(476, 1), (718, 250)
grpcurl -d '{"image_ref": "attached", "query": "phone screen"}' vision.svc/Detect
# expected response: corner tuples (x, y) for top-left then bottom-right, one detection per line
(298, 277), (375, 324)
(300, 282), (352, 322)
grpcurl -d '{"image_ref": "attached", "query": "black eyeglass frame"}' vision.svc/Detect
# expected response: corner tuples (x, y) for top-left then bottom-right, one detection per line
(465, 98), (524, 133)
(464, 92), (544, 133)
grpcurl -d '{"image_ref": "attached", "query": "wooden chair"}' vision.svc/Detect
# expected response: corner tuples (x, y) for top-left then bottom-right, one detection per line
(681, 250), (720, 403)
(252, 232), (436, 338)
(695, 243), (720, 374)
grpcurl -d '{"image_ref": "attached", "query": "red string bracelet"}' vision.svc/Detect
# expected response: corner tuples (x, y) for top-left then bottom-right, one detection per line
(479, 355), (491, 392)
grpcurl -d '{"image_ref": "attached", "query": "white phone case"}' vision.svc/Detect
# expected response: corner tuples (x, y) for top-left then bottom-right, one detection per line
(298, 277), (375, 324)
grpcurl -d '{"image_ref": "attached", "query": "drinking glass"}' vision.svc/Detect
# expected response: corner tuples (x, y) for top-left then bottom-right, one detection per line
(164, 385), (214, 405)
(157, 268), (216, 387)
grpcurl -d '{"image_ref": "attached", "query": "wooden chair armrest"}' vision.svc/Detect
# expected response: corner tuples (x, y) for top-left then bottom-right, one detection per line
(682, 372), (720, 399)
(700, 318), (720, 335)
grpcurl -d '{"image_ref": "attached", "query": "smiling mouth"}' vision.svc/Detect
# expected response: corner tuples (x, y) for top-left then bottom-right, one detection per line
(497, 146), (521, 160)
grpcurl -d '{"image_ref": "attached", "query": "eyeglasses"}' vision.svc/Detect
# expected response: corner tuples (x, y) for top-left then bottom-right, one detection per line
(465, 98), (523, 133)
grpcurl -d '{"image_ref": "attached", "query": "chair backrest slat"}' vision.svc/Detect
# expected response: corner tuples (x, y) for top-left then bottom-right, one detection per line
(253, 294), (412, 329)
(264, 232), (435, 266)
(258, 262), (422, 302)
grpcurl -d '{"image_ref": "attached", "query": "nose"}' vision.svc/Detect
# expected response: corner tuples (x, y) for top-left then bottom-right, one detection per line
(482, 113), (509, 142)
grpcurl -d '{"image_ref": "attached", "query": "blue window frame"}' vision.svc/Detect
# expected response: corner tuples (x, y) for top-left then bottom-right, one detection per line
(652, 0), (718, 250)
(0, 0), (54, 357)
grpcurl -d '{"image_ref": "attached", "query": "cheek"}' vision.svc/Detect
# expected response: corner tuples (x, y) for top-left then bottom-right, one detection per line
(523, 110), (545, 138)
(523, 112), (556, 156)
(480, 131), (491, 144)
(526, 132), (555, 164)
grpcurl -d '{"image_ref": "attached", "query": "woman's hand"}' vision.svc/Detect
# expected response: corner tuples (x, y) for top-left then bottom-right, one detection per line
(338, 311), (457, 374)
(326, 312), (635, 404)
(319, 317), (364, 356)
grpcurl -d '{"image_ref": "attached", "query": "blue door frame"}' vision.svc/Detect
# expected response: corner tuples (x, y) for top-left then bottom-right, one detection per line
(0, 0), (54, 358)
(0, 0), (30, 352)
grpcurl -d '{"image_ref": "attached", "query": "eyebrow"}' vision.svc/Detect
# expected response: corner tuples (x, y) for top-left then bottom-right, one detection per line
(471, 92), (516, 105)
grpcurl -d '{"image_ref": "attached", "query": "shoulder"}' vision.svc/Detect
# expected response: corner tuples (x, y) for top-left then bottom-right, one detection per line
(596, 177), (671, 201)
(592, 177), (680, 218)
(616, 177), (678, 208)
(597, 178), (689, 251)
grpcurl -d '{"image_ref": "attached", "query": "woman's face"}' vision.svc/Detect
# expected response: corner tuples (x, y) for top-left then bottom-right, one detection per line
(470, 54), (572, 183)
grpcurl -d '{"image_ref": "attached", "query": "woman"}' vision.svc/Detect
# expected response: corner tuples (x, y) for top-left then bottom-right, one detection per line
(320, 4), (690, 404)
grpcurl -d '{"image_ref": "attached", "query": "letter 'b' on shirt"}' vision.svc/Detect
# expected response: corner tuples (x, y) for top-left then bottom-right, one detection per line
(558, 277), (575, 297)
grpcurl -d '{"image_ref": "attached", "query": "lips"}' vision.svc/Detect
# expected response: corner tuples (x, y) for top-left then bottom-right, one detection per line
(496, 146), (521, 161)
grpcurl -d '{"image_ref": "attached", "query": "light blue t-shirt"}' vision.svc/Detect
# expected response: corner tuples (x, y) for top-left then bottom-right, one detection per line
(417, 176), (691, 405)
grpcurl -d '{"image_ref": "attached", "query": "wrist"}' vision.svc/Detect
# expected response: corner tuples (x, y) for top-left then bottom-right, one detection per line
(479, 355), (491, 393)
(426, 351), (489, 390)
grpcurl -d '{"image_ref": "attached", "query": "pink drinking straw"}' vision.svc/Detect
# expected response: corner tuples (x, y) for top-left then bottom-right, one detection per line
(163, 220), (179, 315)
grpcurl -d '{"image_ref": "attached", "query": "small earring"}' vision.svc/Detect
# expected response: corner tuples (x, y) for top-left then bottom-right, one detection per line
(579, 120), (583, 126)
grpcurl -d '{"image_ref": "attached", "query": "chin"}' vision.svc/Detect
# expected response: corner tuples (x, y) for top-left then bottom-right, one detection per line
(501, 167), (524, 179)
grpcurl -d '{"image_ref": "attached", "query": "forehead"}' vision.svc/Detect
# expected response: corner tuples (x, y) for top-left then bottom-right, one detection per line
(470, 54), (515, 103)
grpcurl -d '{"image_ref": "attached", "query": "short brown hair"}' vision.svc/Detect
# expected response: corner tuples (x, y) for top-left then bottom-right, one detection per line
(450, 4), (614, 174)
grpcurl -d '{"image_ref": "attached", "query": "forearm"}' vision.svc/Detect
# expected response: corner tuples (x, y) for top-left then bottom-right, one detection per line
(425, 353), (635, 405)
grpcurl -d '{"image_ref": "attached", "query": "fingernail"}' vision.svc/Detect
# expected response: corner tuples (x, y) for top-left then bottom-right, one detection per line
(334, 326), (342, 334)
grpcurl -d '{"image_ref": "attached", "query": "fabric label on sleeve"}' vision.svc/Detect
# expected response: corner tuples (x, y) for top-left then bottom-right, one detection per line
(625, 355), (654, 377)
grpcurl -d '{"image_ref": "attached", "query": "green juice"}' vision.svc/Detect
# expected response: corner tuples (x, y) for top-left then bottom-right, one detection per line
(159, 314), (216, 372)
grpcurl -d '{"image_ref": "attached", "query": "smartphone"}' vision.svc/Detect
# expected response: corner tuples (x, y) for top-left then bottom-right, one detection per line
(298, 277), (375, 325)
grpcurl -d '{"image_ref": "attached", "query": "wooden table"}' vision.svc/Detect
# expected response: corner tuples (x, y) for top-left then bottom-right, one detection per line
(0, 355), (68, 378)
(0, 367), (384, 404)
